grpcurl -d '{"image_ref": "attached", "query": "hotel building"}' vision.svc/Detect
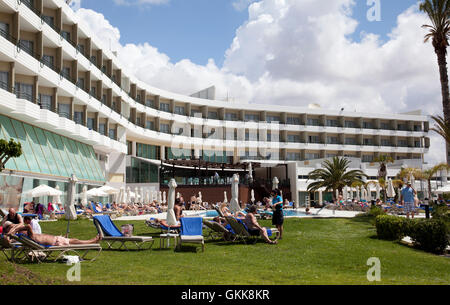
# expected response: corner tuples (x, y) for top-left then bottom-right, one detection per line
(0, 0), (432, 209)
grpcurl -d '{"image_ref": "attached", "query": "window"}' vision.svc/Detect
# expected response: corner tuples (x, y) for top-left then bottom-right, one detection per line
(208, 111), (218, 119)
(415, 141), (422, 148)
(38, 94), (52, 110)
(145, 99), (154, 108)
(136, 117), (141, 126)
(146, 121), (154, 130)
(327, 136), (339, 144)
(225, 113), (237, 121)
(267, 133), (272, 142)
(90, 86), (96, 96)
(15, 83), (33, 102)
(286, 152), (301, 161)
(73, 112), (83, 125)
(77, 78), (85, 90)
(87, 118), (95, 130)
(175, 106), (185, 115)
(77, 44), (85, 55)
(267, 115), (280, 123)
(362, 155), (374, 162)
(287, 117), (301, 125)
(61, 67), (71, 80)
(287, 134), (300, 143)
(307, 118), (320, 126)
(363, 121), (373, 129)
(381, 139), (391, 146)
(160, 123), (170, 134)
(19, 40), (34, 56)
(363, 138), (373, 146)
(326, 119), (339, 127)
(345, 121), (356, 128)
(308, 135), (320, 143)
(98, 123), (106, 135)
(0, 71), (8, 90)
(414, 125), (422, 132)
(159, 102), (170, 112)
(191, 110), (202, 117)
(90, 56), (97, 66)
(398, 140), (408, 147)
(345, 137), (356, 145)
(61, 31), (71, 42)
(327, 154), (337, 158)
(101, 94), (106, 104)
(0, 22), (9, 38)
(42, 55), (54, 69)
(397, 124), (408, 131)
(42, 15), (55, 28)
(58, 104), (70, 119)
(306, 153), (320, 160)
(380, 123), (390, 130)
(245, 114), (259, 122)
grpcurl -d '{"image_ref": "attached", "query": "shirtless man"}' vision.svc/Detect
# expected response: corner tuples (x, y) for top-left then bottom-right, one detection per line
(243, 205), (277, 244)
(4, 217), (101, 247)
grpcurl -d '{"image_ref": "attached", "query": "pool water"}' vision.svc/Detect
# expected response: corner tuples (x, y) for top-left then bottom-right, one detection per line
(198, 209), (307, 218)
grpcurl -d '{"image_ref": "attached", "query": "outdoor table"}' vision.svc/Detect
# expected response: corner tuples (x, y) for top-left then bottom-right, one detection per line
(159, 233), (179, 249)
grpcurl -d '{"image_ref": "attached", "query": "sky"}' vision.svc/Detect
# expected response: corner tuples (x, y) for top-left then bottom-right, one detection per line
(69, 0), (446, 166)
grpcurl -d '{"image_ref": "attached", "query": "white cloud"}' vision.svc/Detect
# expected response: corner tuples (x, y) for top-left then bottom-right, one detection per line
(232, 0), (259, 11)
(74, 0), (447, 165)
(113, 0), (170, 6)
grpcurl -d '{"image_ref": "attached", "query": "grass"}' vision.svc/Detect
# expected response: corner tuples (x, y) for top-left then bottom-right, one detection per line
(0, 216), (449, 285)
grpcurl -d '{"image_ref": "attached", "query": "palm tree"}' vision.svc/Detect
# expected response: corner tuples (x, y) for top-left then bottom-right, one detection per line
(374, 155), (394, 200)
(307, 157), (367, 201)
(420, 0), (450, 163)
(431, 115), (450, 145)
(416, 163), (450, 198)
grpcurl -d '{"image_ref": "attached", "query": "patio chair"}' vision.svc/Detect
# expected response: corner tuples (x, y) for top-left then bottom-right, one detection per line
(177, 217), (204, 252)
(2, 234), (101, 264)
(93, 215), (154, 250)
(224, 216), (279, 244)
(202, 219), (236, 241)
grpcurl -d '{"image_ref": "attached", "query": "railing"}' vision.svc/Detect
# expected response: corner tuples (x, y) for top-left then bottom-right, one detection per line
(0, 28), (17, 45)
(58, 111), (70, 119)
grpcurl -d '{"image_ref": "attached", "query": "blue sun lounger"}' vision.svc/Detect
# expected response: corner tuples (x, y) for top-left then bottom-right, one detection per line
(177, 217), (204, 252)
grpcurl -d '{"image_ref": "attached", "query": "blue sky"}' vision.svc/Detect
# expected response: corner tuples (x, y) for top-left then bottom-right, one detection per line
(79, 0), (421, 67)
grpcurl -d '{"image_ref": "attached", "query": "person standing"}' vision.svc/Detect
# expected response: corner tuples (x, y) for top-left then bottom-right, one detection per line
(271, 189), (284, 240)
(401, 182), (417, 219)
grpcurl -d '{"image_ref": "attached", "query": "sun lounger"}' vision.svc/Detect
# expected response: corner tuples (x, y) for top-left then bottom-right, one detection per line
(145, 218), (180, 234)
(202, 219), (236, 241)
(224, 216), (279, 244)
(93, 215), (154, 250)
(177, 217), (204, 252)
(1, 233), (101, 263)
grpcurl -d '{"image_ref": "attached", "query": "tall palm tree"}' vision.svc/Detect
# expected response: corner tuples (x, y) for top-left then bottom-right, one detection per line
(374, 155), (394, 181)
(420, 0), (450, 163)
(307, 157), (367, 201)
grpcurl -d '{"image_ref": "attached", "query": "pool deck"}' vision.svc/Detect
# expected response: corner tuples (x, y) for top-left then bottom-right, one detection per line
(115, 208), (365, 221)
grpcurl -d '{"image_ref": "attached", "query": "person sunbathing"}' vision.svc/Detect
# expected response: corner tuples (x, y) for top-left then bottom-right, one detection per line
(243, 206), (277, 244)
(4, 218), (101, 247)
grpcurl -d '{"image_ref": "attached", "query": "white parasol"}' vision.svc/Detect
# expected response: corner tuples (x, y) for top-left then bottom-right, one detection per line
(166, 179), (178, 226)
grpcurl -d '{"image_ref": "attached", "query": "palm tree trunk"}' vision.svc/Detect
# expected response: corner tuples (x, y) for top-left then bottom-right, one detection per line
(428, 179), (433, 200)
(435, 46), (450, 164)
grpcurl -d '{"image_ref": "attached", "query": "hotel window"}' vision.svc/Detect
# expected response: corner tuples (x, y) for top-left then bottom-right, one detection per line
(267, 132), (272, 142)
(15, 83), (33, 102)
(101, 94), (107, 104)
(327, 136), (339, 144)
(61, 31), (71, 42)
(362, 155), (374, 162)
(90, 86), (96, 96)
(136, 94), (141, 103)
(267, 115), (280, 123)
(245, 114), (259, 122)
(77, 78), (85, 90)
(61, 67), (71, 80)
(146, 121), (154, 130)
(112, 101), (116, 111)
(99, 123), (106, 136)
(414, 125), (422, 132)
(109, 128), (116, 140)
(42, 15), (55, 28)
(208, 111), (218, 119)
(73, 111), (83, 125)
(415, 140), (422, 148)
(87, 118), (95, 130)
(380, 122), (390, 130)
(398, 140), (408, 147)
(38, 94), (52, 110)
(345, 137), (356, 145)
(77, 44), (85, 56)
(58, 104), (70, 119)
(287, 135), (300, 143)
(160, 123), (170, 134)
(327, 154), (337, 158)
(363, 138), (373, 146)
(136, 117), (141, 126)
(286, 152), (301, 161)
(397, 124), (408, 131)
(160, 102), (170, 112)
(90, 55), (97, 66)
(326, 119), (339, 127)
(42, 55), (54, 69)
(306, 153), (320, 160)
(363, 121), (373, 129)
(145, 99), (154, 108)
(0, 71), (8, 90)
(225, 113), (237, 121)
(344, 120), (356, 128)
(381, 139), (391, 146)
(191, 110), (202, 117)
(175, 106), (185, 115)
(0, 22), (9, 38)
(287, 117), (301, 125)
(19, 40), (34, 56)
(308, 135), (320, 144)
(307, 118), (320, 126)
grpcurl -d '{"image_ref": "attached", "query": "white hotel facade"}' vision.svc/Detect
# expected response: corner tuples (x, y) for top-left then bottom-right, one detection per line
(0, 0), (434, 209)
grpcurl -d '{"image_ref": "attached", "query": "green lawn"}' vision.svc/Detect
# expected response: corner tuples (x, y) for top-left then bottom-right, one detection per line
(1, 216), (449, 285)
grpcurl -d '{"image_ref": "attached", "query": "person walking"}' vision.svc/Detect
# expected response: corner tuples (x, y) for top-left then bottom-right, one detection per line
(401, 181), (417, 219)
(271, 189), (284, 239)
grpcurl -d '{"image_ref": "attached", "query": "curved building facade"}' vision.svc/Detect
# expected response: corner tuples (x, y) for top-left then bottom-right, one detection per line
(0, 0), (431, 208)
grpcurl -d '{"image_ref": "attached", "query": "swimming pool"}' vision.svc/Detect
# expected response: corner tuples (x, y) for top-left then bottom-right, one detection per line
(196, 209), (308, 218)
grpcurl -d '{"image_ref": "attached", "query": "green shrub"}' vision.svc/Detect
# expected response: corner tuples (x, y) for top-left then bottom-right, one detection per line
(375, 215), (407, 241)
(368, 206), (386, 217)
(408, 219), (449, 254)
